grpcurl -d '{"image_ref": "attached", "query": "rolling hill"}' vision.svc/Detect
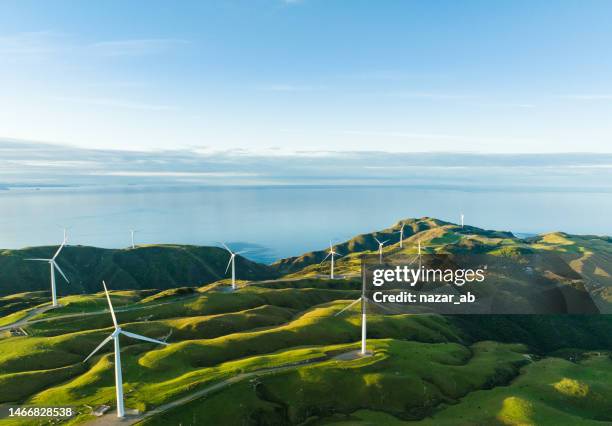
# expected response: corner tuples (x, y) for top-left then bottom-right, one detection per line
(1, 217), (612, 425)
(272, 217), (517, 274)
(0, 245), (277, 297)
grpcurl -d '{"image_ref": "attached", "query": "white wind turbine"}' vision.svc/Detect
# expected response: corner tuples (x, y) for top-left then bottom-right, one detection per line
(84, 281), (168, 418)
(25, 235), (70, 308)
(222, 243), (247, 290)
(129, 229), (140, 249)
(374, 237), (388, 263)
(396, 223), (405, 248)
(417, 240), (423, 268)
(335, 279), (368, 355)
(321, 241), (342, 279)
(460, 213), (464, 228)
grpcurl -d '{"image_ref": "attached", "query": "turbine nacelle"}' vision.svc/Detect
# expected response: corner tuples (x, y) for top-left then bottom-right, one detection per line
(374, 237), (389, 247)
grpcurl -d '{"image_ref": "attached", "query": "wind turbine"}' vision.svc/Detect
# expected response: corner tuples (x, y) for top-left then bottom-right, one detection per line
(321, 241), (342, 279)
(460, 213), (464, 228)
(129, 229), (139, 249)
(335, 277), (368, 355)
(25, 236), (69, 307)
(335, 266), (399, 356)
(55, 224), (71, 243)
(84, 281), (168, 418)
(222, 243), (247, 290)
(374, 237), (388, 263)
(396, 223), (405, 248)
(418, 240), (423, 268)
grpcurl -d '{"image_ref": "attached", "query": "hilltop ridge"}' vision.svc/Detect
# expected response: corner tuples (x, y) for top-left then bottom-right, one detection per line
(1, 217), (611, 301)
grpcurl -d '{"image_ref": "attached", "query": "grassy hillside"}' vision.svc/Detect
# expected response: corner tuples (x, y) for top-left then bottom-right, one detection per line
(0, 244), (277, 296)
(1, 217), (611, 425)
(272, 217), (516, 275)
(0, 280), (610, 425)
(140, 340), (529, 425)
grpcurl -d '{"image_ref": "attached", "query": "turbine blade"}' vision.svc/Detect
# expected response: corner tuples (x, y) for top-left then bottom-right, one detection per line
(369, 298), (402, 314)
(102, 281), (118, 328)
(374, 237), (381, 244)
(121, 330), (168, 346)
(224, 256), (233, 275)
(83, 334), (113, 363)
(53, 261), (70, 283)
(52, 241), (65, 260)
(320, 252), (332, 264)
(221, 242), (233, 254)
(334, 297), (362, 316)
(382, 240), (389, 244)
(24, 258), (50, 261)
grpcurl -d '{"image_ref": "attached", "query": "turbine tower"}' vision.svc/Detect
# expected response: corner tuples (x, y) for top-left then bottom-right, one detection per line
(374, 237), (388, 263)
(335, 276), (368, 355)
(129, 229), (139, 249)
(222, 243), (246, 290)
(418, 240), (423, 268)
(25, 236), (70, 307)
(321, 241), (342, 279)
(461, 213), (464, 228)
(396, 223), (405, 248)
(84, 281), (168, 418)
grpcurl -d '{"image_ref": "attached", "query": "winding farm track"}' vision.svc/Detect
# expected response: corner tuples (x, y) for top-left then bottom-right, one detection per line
(0, 279), (365, 425)
(86, 350), (367, 425)
(0, 293), (204, 332)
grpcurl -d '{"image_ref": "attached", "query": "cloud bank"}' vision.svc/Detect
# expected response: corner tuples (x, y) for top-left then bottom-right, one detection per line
(1, 138), (612, 191)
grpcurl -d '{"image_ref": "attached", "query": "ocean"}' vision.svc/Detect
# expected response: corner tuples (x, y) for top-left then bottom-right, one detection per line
(1, 185), (610, 263)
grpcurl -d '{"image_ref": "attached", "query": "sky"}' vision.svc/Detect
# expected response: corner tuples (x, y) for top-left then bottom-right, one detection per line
(1, 0), (612, 153)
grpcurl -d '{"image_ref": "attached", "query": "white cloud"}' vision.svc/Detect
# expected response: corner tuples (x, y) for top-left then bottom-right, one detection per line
(257, 84), (322, 92)
(387, 92), (476, 100)
(348, 70), (447, 81)
(0, 31), (68, 61)
(53, 96), (177, 111)
(91, 171), (259, 177)
(339, 130), (464, 140)
(89, 38), (189, 56)
(0, 32), (189, 61)
(561, 94), (612, 101)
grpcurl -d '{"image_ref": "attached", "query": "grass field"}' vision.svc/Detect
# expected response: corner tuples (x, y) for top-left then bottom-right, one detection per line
(0, 217), (611, 425)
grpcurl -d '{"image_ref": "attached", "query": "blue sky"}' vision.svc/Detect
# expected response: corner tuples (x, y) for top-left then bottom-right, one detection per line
(1, 0), (611, 153)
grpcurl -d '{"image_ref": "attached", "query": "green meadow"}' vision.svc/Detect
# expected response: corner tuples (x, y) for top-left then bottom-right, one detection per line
(0, 218), (611, 425)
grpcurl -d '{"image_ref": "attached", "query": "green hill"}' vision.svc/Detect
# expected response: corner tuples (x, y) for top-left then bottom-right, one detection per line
(272, 217), (517, 275)
(0, 245), (277, 297)
(1, 217), (612, 425)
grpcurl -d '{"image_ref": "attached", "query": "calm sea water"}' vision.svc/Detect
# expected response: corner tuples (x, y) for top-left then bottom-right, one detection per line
(0, 185), (611, 263)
